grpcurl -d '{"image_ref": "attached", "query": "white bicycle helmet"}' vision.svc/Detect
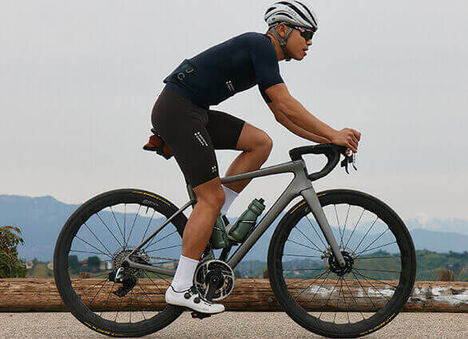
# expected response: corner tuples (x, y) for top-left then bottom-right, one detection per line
(264, 1), (318, 61)
(265, 0), (318, 31)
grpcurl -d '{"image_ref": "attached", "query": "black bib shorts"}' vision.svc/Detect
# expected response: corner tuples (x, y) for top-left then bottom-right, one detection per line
(151, 87), (245, 188)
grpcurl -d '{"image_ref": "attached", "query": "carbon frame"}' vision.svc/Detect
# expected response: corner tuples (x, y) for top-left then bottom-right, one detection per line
(125, 158), (346, 276)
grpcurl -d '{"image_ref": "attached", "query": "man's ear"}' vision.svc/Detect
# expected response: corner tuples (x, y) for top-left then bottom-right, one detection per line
(275, 23), (290, 39)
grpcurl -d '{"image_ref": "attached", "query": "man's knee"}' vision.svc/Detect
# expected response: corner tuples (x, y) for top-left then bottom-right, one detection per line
(194, 179), (225, 211)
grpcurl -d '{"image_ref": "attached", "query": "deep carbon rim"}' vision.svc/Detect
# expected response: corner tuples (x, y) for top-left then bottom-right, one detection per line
(269, 190), (416, 337)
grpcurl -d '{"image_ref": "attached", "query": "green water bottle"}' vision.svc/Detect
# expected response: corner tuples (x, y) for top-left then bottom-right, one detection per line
(210, 214), (230, 249)
(228, 198), (265, 243)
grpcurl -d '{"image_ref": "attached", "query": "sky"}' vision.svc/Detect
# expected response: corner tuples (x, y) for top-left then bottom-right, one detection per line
(1, 0), (467, 221)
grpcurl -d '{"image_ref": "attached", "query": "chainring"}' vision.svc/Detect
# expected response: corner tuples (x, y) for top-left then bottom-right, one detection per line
(193, 259), (235, 301)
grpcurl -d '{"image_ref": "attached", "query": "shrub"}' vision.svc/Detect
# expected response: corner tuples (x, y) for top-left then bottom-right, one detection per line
(0, 226), (26, 278)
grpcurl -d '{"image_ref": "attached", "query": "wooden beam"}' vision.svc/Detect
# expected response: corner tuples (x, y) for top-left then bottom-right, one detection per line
(0, 279), (467, 312)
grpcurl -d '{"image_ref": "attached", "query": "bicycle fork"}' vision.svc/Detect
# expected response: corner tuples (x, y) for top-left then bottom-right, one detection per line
(301, 187), (346, 268)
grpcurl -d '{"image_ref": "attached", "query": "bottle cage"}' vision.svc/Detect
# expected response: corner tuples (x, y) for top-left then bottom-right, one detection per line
(143, 128), (173, 160)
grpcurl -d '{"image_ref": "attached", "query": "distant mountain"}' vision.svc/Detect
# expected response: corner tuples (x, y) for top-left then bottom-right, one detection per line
(0, 195), (78, 261)
(406, 218), (468, 236)
(1, 194), (467, 261)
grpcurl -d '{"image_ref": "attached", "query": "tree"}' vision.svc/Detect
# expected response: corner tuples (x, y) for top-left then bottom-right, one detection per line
(87, 256), (101, 273)
(0, 226), (26, 278)
(68, 255), (81, 274)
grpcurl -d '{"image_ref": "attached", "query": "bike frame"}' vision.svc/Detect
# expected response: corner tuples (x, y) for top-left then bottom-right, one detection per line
(125, 158), (347, 275)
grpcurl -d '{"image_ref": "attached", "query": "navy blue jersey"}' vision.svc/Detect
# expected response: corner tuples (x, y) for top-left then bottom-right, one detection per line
(163, 32), (284, 109)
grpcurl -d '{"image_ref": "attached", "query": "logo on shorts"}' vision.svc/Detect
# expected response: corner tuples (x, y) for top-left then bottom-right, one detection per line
(194, 131), (208, 147)
(211, 165), (217, 173)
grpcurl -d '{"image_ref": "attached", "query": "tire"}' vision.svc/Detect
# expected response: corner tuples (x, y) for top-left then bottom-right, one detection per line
(54, 189), (187, 337)
(268, 189), (416, 338)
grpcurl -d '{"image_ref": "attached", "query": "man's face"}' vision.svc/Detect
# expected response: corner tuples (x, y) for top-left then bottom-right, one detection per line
(286, 28), (313, 61)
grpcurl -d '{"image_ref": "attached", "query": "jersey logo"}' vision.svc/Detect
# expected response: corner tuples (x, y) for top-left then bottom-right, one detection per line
(194, 131), (209, 147)
(226, 80), (235, 93)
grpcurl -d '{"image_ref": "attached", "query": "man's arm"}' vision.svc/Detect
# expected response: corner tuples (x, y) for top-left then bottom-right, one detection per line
(266, 83), (361, 152)
(268, 102), (331, 143)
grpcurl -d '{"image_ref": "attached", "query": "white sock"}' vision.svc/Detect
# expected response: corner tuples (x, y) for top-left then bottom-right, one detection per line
(221, 185), (239, 216)
(171, 255), (199, 292)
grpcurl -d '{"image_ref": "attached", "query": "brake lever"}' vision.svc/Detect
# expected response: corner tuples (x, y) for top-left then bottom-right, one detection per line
(340, 152), (357, 174)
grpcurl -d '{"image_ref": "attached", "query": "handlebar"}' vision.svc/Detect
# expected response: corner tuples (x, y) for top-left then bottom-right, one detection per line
(289, 144), (352, 181)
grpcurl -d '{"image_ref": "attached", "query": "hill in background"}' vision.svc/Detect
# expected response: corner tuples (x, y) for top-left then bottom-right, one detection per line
(1, 194), (467, 261)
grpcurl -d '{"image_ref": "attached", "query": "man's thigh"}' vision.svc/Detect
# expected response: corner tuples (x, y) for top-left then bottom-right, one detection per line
(206, 110), (246, 150)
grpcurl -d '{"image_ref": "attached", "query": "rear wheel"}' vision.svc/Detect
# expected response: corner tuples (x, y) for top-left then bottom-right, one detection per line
(268, 189), (416, 338)
(54, 189), (186, 337)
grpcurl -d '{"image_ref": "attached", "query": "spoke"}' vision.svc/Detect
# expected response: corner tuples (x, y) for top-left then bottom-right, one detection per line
(340, 204), (351, 249)
(333, 277), (342, 323)
(353, 270), (392, 302)
(353, 269), (399, 289)
(286, 239), (322, 252)
(145, 244), (182, 254)
(144, 229), (178, 251)
(88, 279), (108, 308)
(143, 271), (168, 296)
(351, 271), (378, 311)
(355, 228), (391, 257)
(130, 289), (146, 320)
(96, 212), (124, 248)
(283, 268), (324, 272)
(70, 249), (111, 257)
(352, 215), (379, 254)
(334, 205), (344, 248)
(126, 205), (142, 247)
(99, 281), (115, 318)
(141, 209), (156, 242)
(74, 235), (113, 258)
(78, 278), (108, 297)
(291, 270), (329, 299)
(123, 204), (127, 248)
(109, 206), (126, 242)
(83, 222), (114, 257)
(136, 281), (159, 310)
(344, 207), (365, 249)
(318, 277), (340, 319)
(283, 253), (321, 258)
(114, 294), (125, 322)
(129, 288), (133, 323)
(355, 241), (397, 258)
(354, 256), (394, 260)
(305, 271), (331, 303)
(342, 277), (365, 321)
(340, 278), (350, 323)
(305, 215), (328, 249)
(355, 268), (401, 274)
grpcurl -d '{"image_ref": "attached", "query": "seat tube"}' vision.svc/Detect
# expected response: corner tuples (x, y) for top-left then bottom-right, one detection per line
(301, 188), (346, 268)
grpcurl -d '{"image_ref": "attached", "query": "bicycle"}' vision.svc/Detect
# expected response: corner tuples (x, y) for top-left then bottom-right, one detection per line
(53, 142), (416, 338)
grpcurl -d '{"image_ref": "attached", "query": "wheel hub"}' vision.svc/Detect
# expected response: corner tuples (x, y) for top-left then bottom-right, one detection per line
(328, 251), (354, 276)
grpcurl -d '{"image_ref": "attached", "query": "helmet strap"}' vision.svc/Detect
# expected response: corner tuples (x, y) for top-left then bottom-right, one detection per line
(272, 25), (293, 62)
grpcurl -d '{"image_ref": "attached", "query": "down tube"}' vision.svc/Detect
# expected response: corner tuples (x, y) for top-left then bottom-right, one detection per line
(227, 182), (301, 269)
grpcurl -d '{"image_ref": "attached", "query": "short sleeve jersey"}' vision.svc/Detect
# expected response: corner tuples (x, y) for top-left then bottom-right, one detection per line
(164, 32), (284, 109)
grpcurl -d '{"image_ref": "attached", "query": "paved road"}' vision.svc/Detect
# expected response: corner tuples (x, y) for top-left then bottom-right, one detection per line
(1, 312), (467, 338)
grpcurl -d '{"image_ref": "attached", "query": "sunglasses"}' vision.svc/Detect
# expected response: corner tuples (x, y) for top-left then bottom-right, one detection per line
(290, 25), (315, 41)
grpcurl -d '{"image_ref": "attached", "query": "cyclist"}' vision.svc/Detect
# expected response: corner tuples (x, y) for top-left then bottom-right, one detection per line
(152, 0), (361, 314)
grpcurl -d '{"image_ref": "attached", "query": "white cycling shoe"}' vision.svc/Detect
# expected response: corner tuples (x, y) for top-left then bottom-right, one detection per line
(165, 286), (225, 314)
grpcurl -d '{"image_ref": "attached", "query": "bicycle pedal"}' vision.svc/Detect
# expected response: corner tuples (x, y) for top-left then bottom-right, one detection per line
(191, 311), (212, 319)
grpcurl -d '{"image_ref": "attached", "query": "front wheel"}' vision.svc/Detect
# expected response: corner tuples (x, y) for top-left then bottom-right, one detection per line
(54, 189), (187, 337)
(268, 189), (416, 338)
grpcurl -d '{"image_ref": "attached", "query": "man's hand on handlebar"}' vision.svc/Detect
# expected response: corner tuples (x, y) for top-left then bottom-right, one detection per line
(330, 128), (361, 153)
